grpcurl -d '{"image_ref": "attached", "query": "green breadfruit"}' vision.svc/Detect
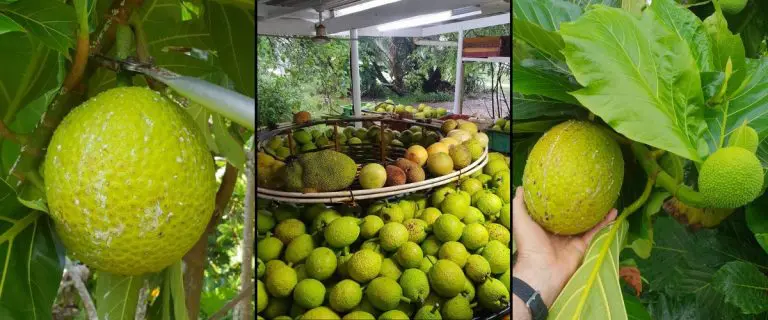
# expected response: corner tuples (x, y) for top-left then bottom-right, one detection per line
(477, 278), (510, 311)
(283, 150), (357, 192)
(698, 147), (763, 208)
(720, 0), (747, 14)
(727, 122), (759, 153)
(365, 277), (410, 311)
(522, 120), (624, 235)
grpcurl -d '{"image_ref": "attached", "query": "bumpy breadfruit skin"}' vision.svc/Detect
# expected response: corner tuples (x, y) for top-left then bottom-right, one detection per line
(522, 120), (624, 235)
(698, 147), (763, 209)
(284, 150), (357, 192)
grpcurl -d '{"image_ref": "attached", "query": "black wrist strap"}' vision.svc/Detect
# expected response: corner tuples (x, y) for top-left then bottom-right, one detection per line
(513, 276), (548, 320)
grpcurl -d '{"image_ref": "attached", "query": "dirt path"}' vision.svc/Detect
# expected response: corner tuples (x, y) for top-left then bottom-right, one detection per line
(429, 98), (510, 119)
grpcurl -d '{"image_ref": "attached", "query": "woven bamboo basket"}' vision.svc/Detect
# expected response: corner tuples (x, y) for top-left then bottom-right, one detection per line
(256, 115), (489, 204)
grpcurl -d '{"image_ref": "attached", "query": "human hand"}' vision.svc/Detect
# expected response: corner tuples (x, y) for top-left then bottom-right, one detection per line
(512, 186), (617, 309)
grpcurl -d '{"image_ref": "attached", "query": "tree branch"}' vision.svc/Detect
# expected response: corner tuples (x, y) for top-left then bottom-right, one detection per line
(134, 279), (150, 320)
(183, 163), (240, 317)
(630, 142), (708, 208)
(0, 120), (22, 144)
(208, 282), (255, 320)
(68, 262), (97, 320)
(236, 151), (255, 320)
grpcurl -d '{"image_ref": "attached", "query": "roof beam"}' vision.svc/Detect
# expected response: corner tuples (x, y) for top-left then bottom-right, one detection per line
(257, 18), (316, 36)
(421, 12), (509, 36)
(323, 0), (493, 34)
(258, 0), (325, 21)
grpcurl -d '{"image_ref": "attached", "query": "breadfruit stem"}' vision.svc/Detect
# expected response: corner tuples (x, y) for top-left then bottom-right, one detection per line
(630, 142), (708, 208)
(0, 120), (23, 144)
(574, 177), (654, 316)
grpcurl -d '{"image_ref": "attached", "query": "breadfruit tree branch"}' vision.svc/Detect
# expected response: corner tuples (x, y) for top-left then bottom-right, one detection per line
(630, 142), (708, 208)
(237, 151), (255, 320)
(8, 0), (146, 188)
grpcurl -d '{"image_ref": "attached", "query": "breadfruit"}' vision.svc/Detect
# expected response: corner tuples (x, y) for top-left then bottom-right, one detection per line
(283, 150), (357, 192)
(698, 147), (763, 208)
(727, 122), (759, 153)
(720, 0), (747, 14)
(522, 120), (624, 235)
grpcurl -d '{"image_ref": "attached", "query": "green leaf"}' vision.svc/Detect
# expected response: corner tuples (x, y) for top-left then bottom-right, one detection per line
(703, 9), (746, 94)
(705, 58), (768, 153)
(512, 18), (565, 61)
(623, 294), (651, 320)
(560, 6), (708, 162)
(512, 62), (580, 104)
(746, 193), (768, 254)
(0, 0), (76, 56)
(213, 113), (245, 169)
(0, 87), (56, 177)
(0, 14), (22, 34)
(511, 93), (584, 120)
(620, 0), (645, 15)
(206, 0), (254, 98)
(549, 221), (628, 318)
(168, 261), (188, 320)
(185, 102), (219, 153)
(711, 261), (768, 314)
(626, 190), (670, 259)
(95, 272), (146, 320)
(0, 33), (62, 127)
(648, 0), (715, 72)
(512, 0), (581, 32)
(0, 179), (64, 320)
(731, 0), (768, 58)
(512, 119), (564, 133)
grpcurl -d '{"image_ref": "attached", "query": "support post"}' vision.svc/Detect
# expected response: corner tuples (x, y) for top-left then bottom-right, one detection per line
(351, 28), (362, 128)
(453, 29), (464, 115)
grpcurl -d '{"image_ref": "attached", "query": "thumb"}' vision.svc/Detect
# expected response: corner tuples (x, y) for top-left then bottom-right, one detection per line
(512, 187), (544, 247)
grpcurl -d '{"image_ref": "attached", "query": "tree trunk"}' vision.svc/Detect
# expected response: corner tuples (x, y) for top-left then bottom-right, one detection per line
(236, 152), (255, 320)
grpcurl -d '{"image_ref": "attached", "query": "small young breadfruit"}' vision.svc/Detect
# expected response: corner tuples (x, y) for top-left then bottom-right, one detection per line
(414, 304), (442, 320)
(359, 163), (388, 189)
(438, 241), (470, 268)
(427, 153), (454, 176)
(461, 278), (475, 301)
(293, 279), (326, 309)
(329, 279), (363, 312)
(301, 306), (341, 320)
(265, 265), (298, 298)
(257, 210), (276, 234)
(379, 310), (410, 320)
(336, 252), (353, 278)
(257, 235), (284, 262)
(698, 147), (763, 208)
(428, 259), (466, 298)
(486, 222), (511, 246)
(441, 296), (473, 320)
(379, 222), (409, 251)
(365, 277), (411, 311)
(265, 260), (287, 275)
(379, 258), (403, 280)
(431, 185), (455, 208)
(324, 217), (361, 248)
(464, 254), (492, 283)
(284, 234), (315, 264)
(477, 278), (510, 311)
(257, 258), (265, 279)
(460, 223), (489, 251)
(419, 255), (438, 274)
(262, 297), (290, 319)
(399, 268), (431, 304)
(463, 207), (485, 225)
(342, 311), (375, 320)
(476, 193), (503, 216)
(522, 120), (624, 235)
(433, 214), (465, 242)
(403, 218), (428, 243)
(312, 209), (341, 234)
(459, 178), (484, 196)
(397, 200), (418, 220)
(418, 207), (442, 226)
(361, 215), (385, 238)
(274, 219), (307, 244)
(449, 144), (472, 169)
(305, 247), (337, 280)
(379, 203), (405, 223)
(294, 264), (308, 282)
(720, 0), (747, 14)
(348, 249), (383, 283)
(441, 193), (470, 219)
(421, 236), (442, 256)
(257, 280), (268, 313)
(395, 241), (424, 269)
(482, 240), (511, 274)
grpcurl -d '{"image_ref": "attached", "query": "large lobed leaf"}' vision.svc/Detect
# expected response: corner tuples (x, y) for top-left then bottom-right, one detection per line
(512, 0), (580, 61)
(648, 0), (714, 73)
(206, 0), (254, 98)
(560, 6), (708, 162)
(0, 0), (76, 57)
(549, 221), (628, 319)
(0, 180), (64, 319)
(711, 261), (768, 315)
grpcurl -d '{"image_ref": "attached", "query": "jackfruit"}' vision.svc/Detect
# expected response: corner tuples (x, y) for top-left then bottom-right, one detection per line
(522, 120), (624, 235)
(698, 147), (763, 208)
(283, 150), (357, 192)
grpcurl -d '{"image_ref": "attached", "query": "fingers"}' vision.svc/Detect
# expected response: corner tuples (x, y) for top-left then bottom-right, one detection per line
(581, 208), (618, 245)
(512, 187), (536, 232)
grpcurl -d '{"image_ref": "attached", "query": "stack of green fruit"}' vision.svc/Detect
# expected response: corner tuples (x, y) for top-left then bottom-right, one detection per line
(256, 153), (511, 320)
(370, 101), (448, 119)
(489, 119), (510, 133)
